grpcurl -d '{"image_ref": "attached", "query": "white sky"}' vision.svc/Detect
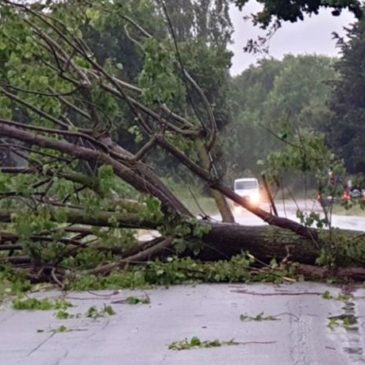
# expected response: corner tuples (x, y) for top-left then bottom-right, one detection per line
(229, 0), (356, 76)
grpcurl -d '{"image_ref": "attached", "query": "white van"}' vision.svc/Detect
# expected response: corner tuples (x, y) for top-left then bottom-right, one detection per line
(234, 178), (261, 205)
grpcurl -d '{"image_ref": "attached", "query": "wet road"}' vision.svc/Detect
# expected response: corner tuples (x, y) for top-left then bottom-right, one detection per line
(225, 199), (365, 232)
(1, 283), (365, 365)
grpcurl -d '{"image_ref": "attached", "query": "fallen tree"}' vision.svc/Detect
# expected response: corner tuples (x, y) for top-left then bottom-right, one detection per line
(0, 1), (364, 285)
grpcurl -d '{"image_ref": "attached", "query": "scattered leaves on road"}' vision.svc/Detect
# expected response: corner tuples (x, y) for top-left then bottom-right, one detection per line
(86, 304), (115, 319)
(168, 337), (240, 350)
(240, 312), (279, 321)
(321, 290), (353, 302)
(327, 314), (358, 330)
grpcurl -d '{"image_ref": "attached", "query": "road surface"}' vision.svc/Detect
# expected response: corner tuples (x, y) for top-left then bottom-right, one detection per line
(223, 199), (365, 232)
(0, 283), (365, 365)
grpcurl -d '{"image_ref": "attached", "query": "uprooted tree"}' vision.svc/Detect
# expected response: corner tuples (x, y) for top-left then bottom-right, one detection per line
(0, 0), (364, 284)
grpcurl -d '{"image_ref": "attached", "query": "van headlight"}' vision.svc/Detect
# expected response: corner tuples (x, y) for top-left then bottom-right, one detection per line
(249, 192), (260, 205)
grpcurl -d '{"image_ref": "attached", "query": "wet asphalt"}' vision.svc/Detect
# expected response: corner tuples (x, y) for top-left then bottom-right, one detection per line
(1, 283), (364, 365)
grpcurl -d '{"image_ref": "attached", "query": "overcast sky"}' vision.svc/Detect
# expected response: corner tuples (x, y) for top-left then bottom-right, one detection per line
(229, 0), (356, 76)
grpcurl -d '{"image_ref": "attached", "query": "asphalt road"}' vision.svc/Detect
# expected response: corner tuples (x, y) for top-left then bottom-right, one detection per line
(1, 283), (365, 365)
(226, 199), (365, 232)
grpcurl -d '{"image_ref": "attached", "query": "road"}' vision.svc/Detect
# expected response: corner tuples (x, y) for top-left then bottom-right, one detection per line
(1, 283), (365, 365)
(220, 199), (365, 232)
(1, 201), (364, 365)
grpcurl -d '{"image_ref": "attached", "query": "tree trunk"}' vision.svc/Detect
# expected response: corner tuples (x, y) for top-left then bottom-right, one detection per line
(199, 224), (320, 263)
(196, 140), (235, 223)
(198, 224), (365, 267)
(1, 202), (363, 268)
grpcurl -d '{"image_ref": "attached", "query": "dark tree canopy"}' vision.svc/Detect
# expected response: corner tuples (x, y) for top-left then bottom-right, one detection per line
(233, 0), (363, 28)
(327, 15), (365, 175)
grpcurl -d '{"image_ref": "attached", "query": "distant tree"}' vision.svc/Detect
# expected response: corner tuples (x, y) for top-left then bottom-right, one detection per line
(223, 55), (337, 177)
(263, 55), (337, 130)
(327, 16), (365, 175)
(163, 0), (232, 45)
(160, 0), (233, 130)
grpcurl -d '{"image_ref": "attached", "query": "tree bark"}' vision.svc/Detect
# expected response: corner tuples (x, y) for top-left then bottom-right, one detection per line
(197, 224), (320, 263)
(198, 224), (365, 267)
(198, 224), (318, 263)
(0, 207), (160, 229)
(295, 264), (365, 281)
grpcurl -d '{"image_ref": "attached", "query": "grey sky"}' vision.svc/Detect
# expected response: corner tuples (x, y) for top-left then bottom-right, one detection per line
(229, 0), (356, 76)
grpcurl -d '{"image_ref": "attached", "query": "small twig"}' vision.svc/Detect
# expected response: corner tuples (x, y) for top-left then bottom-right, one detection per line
(188, 186), (210, 220)
(51, 268), (64, 289)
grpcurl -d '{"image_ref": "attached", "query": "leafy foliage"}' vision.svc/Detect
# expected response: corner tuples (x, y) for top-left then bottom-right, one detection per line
(12, 297), (72, 311)
(261, 129), (346, 205)
(139, 39), (185, 105)
(0, 267), (32, 302)
(321, 290), (352, 302)
(233, 0), (362, 28)
(328, 314), (358, 330)
(86, 305), (116, 318)
(316, 229), (365, 267)
(70, 271), (148, 291)
(69, 252), (295, 290)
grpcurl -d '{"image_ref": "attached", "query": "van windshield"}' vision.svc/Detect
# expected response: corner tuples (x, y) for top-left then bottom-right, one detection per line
(235, 180), (258, 190)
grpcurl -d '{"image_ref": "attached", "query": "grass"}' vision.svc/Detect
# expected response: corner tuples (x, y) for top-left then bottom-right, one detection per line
(162, 179), (218, 216)
(178, 193), (217, 216)
(331, 204), (365, 217)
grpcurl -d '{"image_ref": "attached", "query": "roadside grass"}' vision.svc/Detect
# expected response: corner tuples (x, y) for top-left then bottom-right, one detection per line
(12, 297), (72, 311)
(182, 195), (217, 216)
(331, 204), (365, 217)
(164, 181), (217, 216)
